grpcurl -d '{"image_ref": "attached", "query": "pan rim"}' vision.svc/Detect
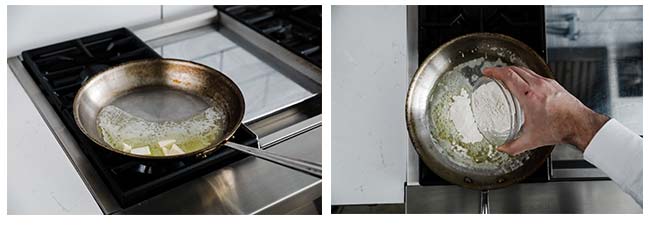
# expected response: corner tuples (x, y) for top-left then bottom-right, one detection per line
(73, 58), (245, 160)
(405, 32), (553, 190)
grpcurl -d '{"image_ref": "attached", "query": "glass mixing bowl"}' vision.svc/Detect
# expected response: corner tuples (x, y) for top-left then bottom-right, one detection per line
(470, 77), (524, 146)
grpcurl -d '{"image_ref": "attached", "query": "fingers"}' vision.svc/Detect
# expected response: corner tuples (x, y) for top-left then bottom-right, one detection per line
(516, 66), (560, 87)
(510, 66), (540, 84)
(519, 67), (546, 80)
(482, 67), (530, 96)
(496, 134), (538, 156)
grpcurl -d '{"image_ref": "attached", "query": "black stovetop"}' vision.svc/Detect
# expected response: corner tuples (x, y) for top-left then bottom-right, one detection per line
(215, 5), (322, 67)
(417, 5), (551, 186)
(20, 28), (258, 208)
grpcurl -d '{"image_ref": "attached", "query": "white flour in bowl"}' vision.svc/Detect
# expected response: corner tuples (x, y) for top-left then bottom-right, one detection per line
(448, 89), (483, 143)
(472, 81), (512, 143)
(428, 57), (529, 174)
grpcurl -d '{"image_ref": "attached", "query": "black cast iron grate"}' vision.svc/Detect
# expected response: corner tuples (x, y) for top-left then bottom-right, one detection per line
(418, 5), (547, 63)
(21, 28), (257, 208)
(215, 5), (322, 67)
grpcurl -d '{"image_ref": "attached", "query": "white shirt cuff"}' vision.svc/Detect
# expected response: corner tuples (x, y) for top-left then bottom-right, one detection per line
(583, 119), (643, 206)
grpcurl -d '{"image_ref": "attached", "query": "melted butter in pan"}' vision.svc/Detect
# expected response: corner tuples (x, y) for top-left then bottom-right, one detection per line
(97, 105), (227, 156)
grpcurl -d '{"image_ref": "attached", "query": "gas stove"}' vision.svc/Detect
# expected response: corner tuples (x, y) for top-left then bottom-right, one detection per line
(8, 7), (321, 214)
(20, 28), (259, 207)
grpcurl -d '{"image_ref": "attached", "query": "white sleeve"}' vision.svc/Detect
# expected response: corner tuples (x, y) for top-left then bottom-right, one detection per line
(583, 119), (643, 207)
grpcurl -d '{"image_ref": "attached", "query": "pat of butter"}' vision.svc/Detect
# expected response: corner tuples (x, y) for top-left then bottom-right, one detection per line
(131, 146), (151, 155)
(171, 144), (184, 153)
(158, 139), (176, 149)
(162, 144), (184, 156)
(122, 143), (132, 152)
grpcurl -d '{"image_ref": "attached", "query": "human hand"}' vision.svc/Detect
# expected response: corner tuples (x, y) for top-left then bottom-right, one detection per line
(481, 66), (609, 155)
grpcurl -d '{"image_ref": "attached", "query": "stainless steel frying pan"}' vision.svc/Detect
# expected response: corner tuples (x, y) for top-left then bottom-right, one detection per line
(73, 58), (321, 178)
(406, 33), (553, 190)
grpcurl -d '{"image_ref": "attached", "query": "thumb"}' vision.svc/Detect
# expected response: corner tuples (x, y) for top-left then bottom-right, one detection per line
(496, 135), (536, 156)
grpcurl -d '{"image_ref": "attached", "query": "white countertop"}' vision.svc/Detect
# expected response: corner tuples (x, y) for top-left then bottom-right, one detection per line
(331, 6), (409, 205)
(7, 68), (101, 214)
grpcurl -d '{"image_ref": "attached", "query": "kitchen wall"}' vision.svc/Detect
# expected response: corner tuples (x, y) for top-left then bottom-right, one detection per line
(546, 5), (642, 47)
(7, 5), (212, 57)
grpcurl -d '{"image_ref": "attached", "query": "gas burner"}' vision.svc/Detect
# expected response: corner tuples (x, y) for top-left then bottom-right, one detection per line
(78, 64), (109, 84)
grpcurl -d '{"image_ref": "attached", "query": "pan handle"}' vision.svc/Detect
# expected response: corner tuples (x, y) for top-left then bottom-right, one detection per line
(479, 190), (489, 214)
(224, 141), (322, 178)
